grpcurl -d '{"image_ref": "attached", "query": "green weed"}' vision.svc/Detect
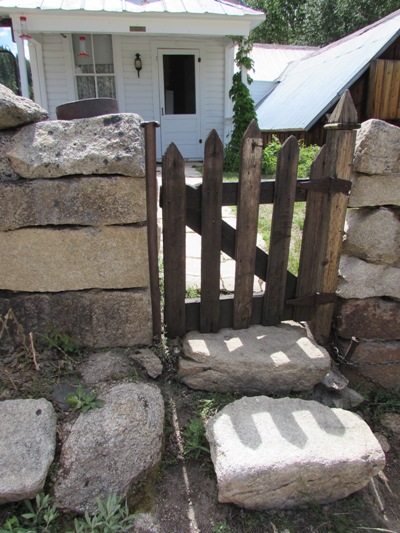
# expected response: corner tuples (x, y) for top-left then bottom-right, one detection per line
(0, 493), (59, 533)
(186, 286), (201, 299)
(42, 324), (80, 356)
(182, 417), (210, 460)
(67, 384), (105, 413)
(212, 521), (233, 533)
(69, 494), (137, 533)
(364, 387), (400, 424)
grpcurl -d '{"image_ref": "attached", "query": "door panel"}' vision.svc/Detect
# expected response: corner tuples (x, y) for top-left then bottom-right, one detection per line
(158, 49), (202, 159)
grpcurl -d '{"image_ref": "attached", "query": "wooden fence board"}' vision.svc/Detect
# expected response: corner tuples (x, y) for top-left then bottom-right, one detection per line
(162, 143), (186, 338)
(233, 120), (263, 329)
(293, 145), (327, 322)
(263, 136), (299, 326)
(200, 130), (223, 333)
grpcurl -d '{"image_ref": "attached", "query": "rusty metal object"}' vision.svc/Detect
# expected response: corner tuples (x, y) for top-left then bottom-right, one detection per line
(56, 98), (119, 120)
(141, 121), (161, 341)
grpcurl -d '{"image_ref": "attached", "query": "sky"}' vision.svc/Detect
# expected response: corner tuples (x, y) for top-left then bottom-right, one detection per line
(0, 27), (17, 54)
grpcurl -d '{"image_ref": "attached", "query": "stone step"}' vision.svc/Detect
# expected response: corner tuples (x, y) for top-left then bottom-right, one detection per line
(179, 322), (331, 395)
(205, 396), (385, 509)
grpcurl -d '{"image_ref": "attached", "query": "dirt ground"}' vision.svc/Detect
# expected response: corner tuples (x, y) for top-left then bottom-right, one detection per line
(1, 329), (400, 533)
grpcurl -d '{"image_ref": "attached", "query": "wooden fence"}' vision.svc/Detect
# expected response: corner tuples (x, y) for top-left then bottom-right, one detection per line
(158, 91), (358, 344)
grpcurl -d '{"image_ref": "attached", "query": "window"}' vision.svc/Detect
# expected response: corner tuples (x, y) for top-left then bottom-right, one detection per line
(72, 34), (116, 100)
(163, 54), (196, 115)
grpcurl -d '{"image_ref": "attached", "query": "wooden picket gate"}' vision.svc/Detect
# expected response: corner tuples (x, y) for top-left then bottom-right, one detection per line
(158, 91), (359, 344)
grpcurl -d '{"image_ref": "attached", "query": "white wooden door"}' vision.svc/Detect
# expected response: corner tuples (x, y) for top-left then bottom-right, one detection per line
(158, 49), (202, 160)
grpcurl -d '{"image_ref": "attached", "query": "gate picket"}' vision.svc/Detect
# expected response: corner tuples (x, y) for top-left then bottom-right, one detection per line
(162, 143), (186, 338)
(200, 130), (223, 333)
(263, 136), (299, 326)
(233, 120), (263, 329)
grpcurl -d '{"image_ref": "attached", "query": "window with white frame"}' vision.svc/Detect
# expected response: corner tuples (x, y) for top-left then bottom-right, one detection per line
(72, 34), (116, 100)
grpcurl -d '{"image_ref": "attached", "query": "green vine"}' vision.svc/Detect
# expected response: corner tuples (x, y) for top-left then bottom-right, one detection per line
(224, 38), (257, 172)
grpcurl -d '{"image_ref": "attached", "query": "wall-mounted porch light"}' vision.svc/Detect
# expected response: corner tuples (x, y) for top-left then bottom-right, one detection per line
(134, 53), (142, 77)
(19, 16), (31, 40)
(78, 36), (89, 57)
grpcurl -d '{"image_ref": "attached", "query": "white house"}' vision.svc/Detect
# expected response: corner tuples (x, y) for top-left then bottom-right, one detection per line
(0, 0), (264, 159)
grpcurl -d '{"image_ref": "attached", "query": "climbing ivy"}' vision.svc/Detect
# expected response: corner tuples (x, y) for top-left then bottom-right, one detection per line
(224, 38), (257, 172)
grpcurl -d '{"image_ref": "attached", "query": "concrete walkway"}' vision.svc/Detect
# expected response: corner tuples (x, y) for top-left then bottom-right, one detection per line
(157, 164), (265, 293)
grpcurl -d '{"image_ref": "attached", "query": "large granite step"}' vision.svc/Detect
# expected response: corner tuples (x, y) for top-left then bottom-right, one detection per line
(206, 396), (385, 509)
(180, 323), (331, 394)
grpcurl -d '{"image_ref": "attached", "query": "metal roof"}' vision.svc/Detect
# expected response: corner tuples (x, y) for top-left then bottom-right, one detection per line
(257, 9), (400, 132)
(250, 43), (316, 82)
(0, 0), (263, 17)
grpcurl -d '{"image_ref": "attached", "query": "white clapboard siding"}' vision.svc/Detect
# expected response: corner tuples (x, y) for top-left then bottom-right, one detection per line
(42, 34), (74, 119)
(204, 41), (225, 142)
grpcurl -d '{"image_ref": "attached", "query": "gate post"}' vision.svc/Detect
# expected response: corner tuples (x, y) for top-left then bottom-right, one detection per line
(308, 90), (359, 345)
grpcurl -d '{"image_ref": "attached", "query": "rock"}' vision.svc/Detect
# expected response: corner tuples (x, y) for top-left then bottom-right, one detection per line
(337, 255), (400, 300)
(52, 383), (81, 411)
(129, 348), (163, 379)
(7, 114), (145, 178)
(179, 323), (331, 395)
(335, 297), (400, 340)
(343, 208), (400, 265)
(0, 398), (57, 504)
(0, 84), (48, 130)
(312, 384), (364, 410)
(0, 289), (152, 348)
(321, 366), (349, 391)
(133, 513), (161, 533)
(353, 120), (400, 175)
(0, 130), (20, 181)
(206, 396), (385, 510)
(79, 350), (134, 384)
(54, 383), (164, 513)
(0, 176), (146, 230)
(0, 226), (149, 292)
(349, 174), (400, 207)
(344, 340), (400, 391)
(374, 433), (391, 453)
(380, 413), (400, 437)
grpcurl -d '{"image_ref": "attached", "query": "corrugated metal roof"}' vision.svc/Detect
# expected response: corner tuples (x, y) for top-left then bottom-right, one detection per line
(257, 9), (400, 132)
(0, 0), (263, 16)
(250, 43), (316, 82)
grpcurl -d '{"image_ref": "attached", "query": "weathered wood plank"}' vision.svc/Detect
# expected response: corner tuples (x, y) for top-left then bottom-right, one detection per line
(263, 136), (299, 326)
(233, 120), (263, 329)
(162, 143), (186, 338)
(200, 130), (223, 333)
(293, 145), (328, 322)
(380, 60), (395, 118)
(308, 90), (357, 345)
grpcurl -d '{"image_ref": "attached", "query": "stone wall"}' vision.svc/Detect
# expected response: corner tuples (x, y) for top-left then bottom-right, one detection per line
(0, 84), (152, 348)
(335, 119), (400, 389)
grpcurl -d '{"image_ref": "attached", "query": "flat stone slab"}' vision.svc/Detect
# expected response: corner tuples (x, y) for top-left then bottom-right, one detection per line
(54, 383), (164, 513)
(206, 396), (385, 509)
(0, 84), (48, 130)
(0, 399), (57, 504)
(179, 323), (331, 394)
(0, 226), (149, 292)
(349, 174), (400, 207)
(6, 113), (144, 178)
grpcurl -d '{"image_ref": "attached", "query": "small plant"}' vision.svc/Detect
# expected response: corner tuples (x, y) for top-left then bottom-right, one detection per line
(262, 135), (281, 176)
(364, 387), (400, 424)
(69, 494), (137, 533)
(185, 286), (201, 299)
(182, 416), (210, 460)
(0, 493), (59, 533)
(42, 324), (80, 356)
(67, 384), (105, 413)
(212, 521), (233, 533)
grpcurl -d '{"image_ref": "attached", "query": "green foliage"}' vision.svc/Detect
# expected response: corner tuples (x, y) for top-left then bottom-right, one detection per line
(262, 135), (281, 176)
(0, 493), (59, 533)
(42, 325), (80, 355)
(247, 0), (306, 44)
(182, 417), (210, 460)
(211, 522), (233, 533)
(69, 494), (137, 533)
(67, 383), (105, 413)
(224, 38), (257, 172)
(297, 141), (320, 179)
(364, 387), (400, 424)
(0, 47), (19, 94)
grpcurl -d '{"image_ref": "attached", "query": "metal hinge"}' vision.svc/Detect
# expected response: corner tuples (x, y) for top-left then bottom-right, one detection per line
(198, 57), (201, 62)
(297, 176), (351, 195)
(286, 292), (337, 307)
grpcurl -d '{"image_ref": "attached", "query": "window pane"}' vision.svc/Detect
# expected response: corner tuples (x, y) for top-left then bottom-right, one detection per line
(163, 55), (196, 115)
(93, 35), (114, 73)
(97, 76), (116, 98)
(76, 76), (96, 100)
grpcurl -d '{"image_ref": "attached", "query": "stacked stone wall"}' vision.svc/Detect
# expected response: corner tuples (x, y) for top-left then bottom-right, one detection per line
(0, 84), (152, 348)
(335, 119), (400, 389)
